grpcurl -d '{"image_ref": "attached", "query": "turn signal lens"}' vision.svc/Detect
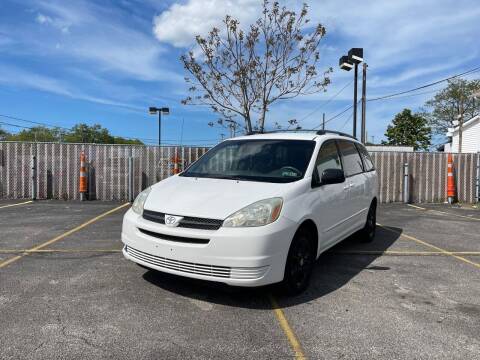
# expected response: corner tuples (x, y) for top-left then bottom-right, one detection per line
(132, 187), (152, 215)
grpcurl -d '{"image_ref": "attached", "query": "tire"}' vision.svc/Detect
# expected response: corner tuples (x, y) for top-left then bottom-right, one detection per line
(359, 202), (376, 243)
(282, 227), (316, 295)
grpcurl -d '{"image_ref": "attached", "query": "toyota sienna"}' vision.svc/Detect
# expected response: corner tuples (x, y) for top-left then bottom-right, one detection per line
(122, 130), (378, 294)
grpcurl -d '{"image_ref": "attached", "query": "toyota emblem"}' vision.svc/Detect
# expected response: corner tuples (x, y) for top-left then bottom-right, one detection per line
(164, 215), (182, 227)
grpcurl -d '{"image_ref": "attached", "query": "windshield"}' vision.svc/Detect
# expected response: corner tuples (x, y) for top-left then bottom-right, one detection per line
(181, 139), (316, 183)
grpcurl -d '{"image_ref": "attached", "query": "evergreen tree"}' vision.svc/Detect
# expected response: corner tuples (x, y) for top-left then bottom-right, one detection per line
(383, 109), (431, 151)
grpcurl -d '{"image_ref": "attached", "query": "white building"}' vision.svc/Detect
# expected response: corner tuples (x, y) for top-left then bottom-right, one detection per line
(444, 115), (480, 153)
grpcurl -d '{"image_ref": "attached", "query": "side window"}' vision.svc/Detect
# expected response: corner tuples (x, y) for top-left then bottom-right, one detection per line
(315, 141), (342, 177)
(337, 140), (364, 177)
(355, 143), (375, 172)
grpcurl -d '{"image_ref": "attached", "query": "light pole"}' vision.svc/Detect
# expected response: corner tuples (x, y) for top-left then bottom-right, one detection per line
(361, 62), (368, 144)
(149, 107), (170, 146)
(339, 48), (364, 140)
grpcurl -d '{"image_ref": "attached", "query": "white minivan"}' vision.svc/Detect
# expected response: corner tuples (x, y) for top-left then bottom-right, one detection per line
(122, 130), (378, 294)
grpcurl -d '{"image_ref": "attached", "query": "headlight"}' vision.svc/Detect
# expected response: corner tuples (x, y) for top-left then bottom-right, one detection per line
(223, 197), (283, 227)
(132, 187), (152, 215)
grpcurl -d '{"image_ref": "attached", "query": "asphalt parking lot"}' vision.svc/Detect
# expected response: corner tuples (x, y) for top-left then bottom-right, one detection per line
(0, 200), (479, 359)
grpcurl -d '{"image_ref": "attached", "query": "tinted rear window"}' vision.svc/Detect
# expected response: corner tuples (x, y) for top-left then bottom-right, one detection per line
(356, 143), (375, 172)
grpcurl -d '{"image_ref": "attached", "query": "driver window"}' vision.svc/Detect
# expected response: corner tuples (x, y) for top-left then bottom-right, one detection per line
(315, 141), (342, 177)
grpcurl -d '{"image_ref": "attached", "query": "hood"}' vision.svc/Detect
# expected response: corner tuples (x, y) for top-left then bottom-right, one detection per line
(143, 175), (293, 219)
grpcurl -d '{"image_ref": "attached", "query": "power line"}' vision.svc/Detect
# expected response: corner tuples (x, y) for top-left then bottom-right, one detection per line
(307, 65), (480, 132)
(367, 65), (480, 102)
(0, 114), (219, 143)
(0, 121), (33, 129)
(299, 79), (354, 123)
(0, 114), (71, 131)
(312, 100), (360, 130)
(0, 121), (217, 145)
(339, 111), (354, 131)
(367, 87), (443, 102)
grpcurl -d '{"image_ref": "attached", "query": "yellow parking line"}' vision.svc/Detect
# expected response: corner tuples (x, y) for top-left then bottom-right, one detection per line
(332, 250), (480, 256)
(0, 200), (33, 209)
(377, 223), (480, 269)
(407, 204), (426, 210)
(407, 204), (480, 221)
(429, 209), (480, 221)
(0, 249), (122, 253)
(269, 294), (306, 360)
(2, 249), (479, 256)
(0, 203), (130, 269)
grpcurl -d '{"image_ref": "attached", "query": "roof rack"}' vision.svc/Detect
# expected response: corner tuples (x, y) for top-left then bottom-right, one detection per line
(246, 129), (356, 140)
(314, 130), (357, 139)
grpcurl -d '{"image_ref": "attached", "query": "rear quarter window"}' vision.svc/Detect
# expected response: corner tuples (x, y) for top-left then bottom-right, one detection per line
(355, 143), (375, 172)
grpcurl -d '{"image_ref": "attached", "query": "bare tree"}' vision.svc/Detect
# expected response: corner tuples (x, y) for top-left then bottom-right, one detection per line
(181, 0), (332, 134)
(425, 78), (480, 135)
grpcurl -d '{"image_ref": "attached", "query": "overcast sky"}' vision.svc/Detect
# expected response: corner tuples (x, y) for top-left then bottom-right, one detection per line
(0, 0), (479, 145)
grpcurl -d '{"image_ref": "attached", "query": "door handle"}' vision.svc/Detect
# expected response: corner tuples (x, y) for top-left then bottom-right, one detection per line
(343, 185), (349, 190)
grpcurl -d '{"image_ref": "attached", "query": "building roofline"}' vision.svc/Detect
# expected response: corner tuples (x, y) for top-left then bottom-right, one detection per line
(452, 115), (479, 133)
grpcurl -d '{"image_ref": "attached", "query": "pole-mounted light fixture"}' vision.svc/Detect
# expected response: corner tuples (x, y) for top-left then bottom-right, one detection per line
(348, 48), (364, 63)
(149, 107), (170, 146)
(339, 55), (353, 71)
(339, 48), (366, 142)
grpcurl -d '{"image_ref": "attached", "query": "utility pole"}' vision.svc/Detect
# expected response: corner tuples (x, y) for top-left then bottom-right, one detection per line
(180, 118), (185, 146)
(225, 120), (237, 138)
(361, 63), (368, 144)
(353, 62), (358, 139)
(458, 95), (464, 153)
(158, 111), (162, 147)
(322, 113), (325, 130)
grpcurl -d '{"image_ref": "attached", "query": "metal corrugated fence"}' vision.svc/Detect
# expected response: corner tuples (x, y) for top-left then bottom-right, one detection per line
(370, 152), (479, 203)
(0, 142), (478, 203)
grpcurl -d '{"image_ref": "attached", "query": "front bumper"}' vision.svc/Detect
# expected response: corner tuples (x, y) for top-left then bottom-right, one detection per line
(121, 208), (297, 286)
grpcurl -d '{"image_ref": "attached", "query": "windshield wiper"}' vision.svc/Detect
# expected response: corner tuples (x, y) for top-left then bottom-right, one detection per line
(207, 175), (249, 181)
(180, 173), (243, 180)
(181, 173), (296, 183)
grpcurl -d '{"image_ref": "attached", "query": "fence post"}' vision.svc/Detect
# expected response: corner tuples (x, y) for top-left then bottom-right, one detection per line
(403, 162), (409, 204)
(476, 152), (480, 203)
(31, 154), (37, 200)
(128, 156), (134, 202)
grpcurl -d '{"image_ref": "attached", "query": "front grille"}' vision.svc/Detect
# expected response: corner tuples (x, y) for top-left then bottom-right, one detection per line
(143, 210), (223, 230)
(125, 246), (231, 278)
(138, 228), (209, 244)
(142, 210), (165, 224)
(177, 216), (223, 230)
(125, 246), (270, 280)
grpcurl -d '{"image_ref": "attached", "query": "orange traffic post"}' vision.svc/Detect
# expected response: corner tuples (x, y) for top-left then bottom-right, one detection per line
(172, 155), (180, 174)
(447, 153), (456, 204)
(79, 151), (87, 201)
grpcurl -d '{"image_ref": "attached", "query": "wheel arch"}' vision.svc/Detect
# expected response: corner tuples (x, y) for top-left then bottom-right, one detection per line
(294, 219), (319, 258)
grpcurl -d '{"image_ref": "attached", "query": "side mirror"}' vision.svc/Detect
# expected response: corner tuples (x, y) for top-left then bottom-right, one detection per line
(320, 168), (345, 185)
